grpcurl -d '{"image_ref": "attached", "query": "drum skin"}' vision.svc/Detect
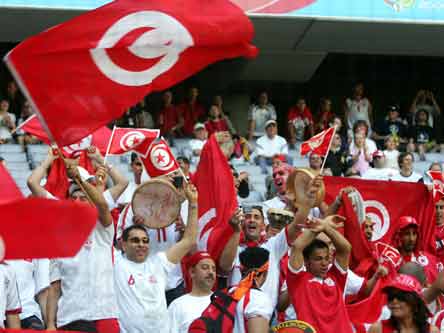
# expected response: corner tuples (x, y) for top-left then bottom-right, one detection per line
(285, 168), (325, 212)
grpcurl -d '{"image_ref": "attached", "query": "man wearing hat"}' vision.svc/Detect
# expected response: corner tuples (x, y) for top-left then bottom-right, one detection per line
(188, 123), (208, 163)
(168, 251), (216, 333)
(395, 216), (442, 285)
(372, 104), (408, 149)
(254, 119), (290, 175)
(362, 150), (399, 180)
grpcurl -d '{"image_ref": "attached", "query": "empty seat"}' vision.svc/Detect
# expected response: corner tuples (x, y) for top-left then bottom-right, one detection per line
(0, 144), (22, 154)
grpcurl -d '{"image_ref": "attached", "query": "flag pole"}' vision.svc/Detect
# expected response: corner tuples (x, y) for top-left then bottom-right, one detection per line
(319, 126), (337, 175)
(103, 125), (116, 165)
(10, 114), (36, 135)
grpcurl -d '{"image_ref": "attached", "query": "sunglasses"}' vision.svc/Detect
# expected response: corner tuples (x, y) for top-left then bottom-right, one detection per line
(386, 289), (409, 302)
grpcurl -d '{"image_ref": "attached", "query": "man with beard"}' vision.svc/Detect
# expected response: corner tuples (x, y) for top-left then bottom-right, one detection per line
(168, 252), (216, 333)
(395, 216), (442, 284)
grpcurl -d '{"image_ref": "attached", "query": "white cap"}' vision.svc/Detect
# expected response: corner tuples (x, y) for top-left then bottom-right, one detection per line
(264, 119), (277, 129)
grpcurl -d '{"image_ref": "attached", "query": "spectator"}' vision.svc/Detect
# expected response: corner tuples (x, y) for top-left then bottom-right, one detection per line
(324, 133), (348, 176)
(391, 152), (422, 182)
(363, 216), (375, 241)
(16, 101), (39, 146)
(264, 155), (287, 200)
(255, 120), (289, 175)
(158, 91), (184, 137)
(407, 109), (435, 161)
(362, 150), (399, 181)
(372, 105), (408, 150)
(177, 156), (192, 181)
(330, 115), (349, 151)
(344, 82), (373, 131)
(179, 87), (206, 137)
(408, 89), (441, 129)
(114, 183), (198, 333)
(188, 123), (208, 163)
(168, 252), (215, 333)
(131, 99), (154, 129)
(212, 95), (236, 134)
(0, 97), (16, 144)
(0, 263), (21, 329)
(230, 134), (253, 165)
(350, 120), (377, 155)
(348, 131), (372, 176)
(204, 105), (229, 137)
(287, 97), (314, 147)
(308, 153), (322, 174)
(314, 97), (334, 133)
(287, 215), (353, 333)
(117, 153), (145, 206)
(5, 80), (23, 119)
(383, 136), (400, 170)
(7, 259), (49, 330)
(247, 91), (276, 141)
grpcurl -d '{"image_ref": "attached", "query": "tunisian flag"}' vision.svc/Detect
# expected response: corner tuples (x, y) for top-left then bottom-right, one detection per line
(0, 164), (97, 260)
(5, 0), (257, 147)
(300, 127), (335, 156)
(193, 135), (238, 260)
(107, 127), (159, 156)
(324, 176), (436, 254)
(18, 115), (112, 156)
(141, 139), (179, 178)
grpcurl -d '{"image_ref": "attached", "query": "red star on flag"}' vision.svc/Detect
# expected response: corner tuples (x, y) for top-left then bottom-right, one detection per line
(156, 152), (165, 164)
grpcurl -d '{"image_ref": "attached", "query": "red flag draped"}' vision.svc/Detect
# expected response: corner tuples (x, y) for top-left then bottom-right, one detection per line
(324, 176), (436, 254)
(193, 135), (238, 261)
(5, 0), (257, 147)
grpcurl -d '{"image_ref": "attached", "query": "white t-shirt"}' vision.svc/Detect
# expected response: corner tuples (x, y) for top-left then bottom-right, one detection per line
(50, 189), (118, 327)
(233, 288), (273, 333)
(189, 139), (206, 154)
(383, 149), (399, 170)
(117, 181), (139, 205)
(168, 293), (211, 333)
(114, 252), (175, 333)
(361, 168), (399, 181)
(229, 228), (289, 309)
(0, 112), (16, 140)
(0, 263), (21, 328)
(248, 104), (277, 138)
(345, 98), (371, 129)
(6, 259), (49, 320)
(255, 135), (288, 159)
(390, 171), (422, 183)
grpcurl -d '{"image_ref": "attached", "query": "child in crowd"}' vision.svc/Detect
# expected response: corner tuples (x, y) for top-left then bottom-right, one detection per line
(348, 131), (372, 176)
(383, 136), (400, 170)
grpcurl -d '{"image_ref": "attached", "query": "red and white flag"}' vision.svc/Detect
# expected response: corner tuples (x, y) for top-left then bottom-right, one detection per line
(427, 170), (444, 202)
(141, 139), (179, 177)
(18, 115), (112, 157)
(5, 0), (257, 147)
(300, 126), (335, 156)
(193, 134), (238, 260)
(107, 127), (159, 157)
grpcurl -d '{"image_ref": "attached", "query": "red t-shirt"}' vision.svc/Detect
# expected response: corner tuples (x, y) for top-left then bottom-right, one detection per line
(287, 261), (353, 333)
(436, 224), (444, 263)
(204, 119), (229, 137)
(287, 106), (313, 123)
(179, 102), (206, 136)
(159, 105), (180, 134)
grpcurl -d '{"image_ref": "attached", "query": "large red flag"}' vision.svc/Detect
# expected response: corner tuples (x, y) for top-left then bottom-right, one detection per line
(300, 127), (335, 156)
(5, 0), (257, 147)
(141, 139), (179, 178)
(324, 176), (436, 254)
(193, 134), (238, 260)
(18, 115), (112, 156)
(107, 127), (159, 156)
(0, 164), (23, 205)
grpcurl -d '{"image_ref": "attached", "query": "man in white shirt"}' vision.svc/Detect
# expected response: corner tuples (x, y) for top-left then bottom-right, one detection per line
(188, 123), (208, 163)
(362, 150), (399, 181)
(390, 152), (422, 183)
(0, 263), (21, 329)
(168, 251), (216, 333)
(114, 183), (199, 333)
(248, 91), (277, 140)
(255, 120), (289, 175)
(7, 259), (49, 329)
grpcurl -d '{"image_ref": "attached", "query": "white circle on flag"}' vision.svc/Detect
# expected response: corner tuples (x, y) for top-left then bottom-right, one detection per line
(90, 11), (194, 86)
(364, 200), (390, 241)
(120, 131), (145, 151)
(150, 144), (174, 171)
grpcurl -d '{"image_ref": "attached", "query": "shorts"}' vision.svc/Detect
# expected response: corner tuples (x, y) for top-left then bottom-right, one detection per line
(21, 315), (45, 330)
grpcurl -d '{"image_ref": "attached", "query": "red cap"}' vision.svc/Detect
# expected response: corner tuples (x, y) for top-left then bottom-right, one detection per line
(398, 216), (419, 230)
(272, 154), (287, 163)
(187, 251), (214, 268)
(372, 150), (385, 159)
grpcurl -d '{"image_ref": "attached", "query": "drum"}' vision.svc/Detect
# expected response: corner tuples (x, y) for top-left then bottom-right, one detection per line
(286, 168), (325, 212)
(132, 179), (182, 229)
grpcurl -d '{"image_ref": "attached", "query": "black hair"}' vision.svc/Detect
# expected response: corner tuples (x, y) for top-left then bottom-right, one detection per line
(177, 156), (190, 165)
(239, 247), (269, 273)
(352, 120), (369, 135)
(386, 289), (429, 333)
(303, 239), (329, 261)
(130, 153), (138, 164)
(122, 225), (148, 242)
(398, 152), (414, 169)
(415, 108), (429, 123)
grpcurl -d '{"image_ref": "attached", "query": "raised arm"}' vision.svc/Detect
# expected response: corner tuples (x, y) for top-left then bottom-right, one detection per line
(289, 228), (318, 271)
(27, 148), (57, 197)
(166, 184), (198, 264)
(218, 209), (242, 273)
(322, 215), (351, 271)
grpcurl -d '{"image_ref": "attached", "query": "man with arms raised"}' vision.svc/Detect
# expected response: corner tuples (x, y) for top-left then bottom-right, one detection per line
(114, 183), (198, 333)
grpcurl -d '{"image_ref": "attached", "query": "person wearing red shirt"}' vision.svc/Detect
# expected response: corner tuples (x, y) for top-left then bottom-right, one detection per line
(435, 199), (444, 263)
(158, 91), (183, 137)
(314, 97), (335, 133)
(204, 105), (229, 137)
(179, 87), (206, 136)
(287, 97), (314, 146)
(287, 215), (353, 333)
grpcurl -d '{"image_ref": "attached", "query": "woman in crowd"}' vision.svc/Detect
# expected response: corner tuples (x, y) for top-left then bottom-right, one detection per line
(204, 104), (230, 137)
(314, 97), (335, 133)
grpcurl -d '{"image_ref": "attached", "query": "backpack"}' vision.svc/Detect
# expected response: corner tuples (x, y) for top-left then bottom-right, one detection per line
(188, 288), (249, 333)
